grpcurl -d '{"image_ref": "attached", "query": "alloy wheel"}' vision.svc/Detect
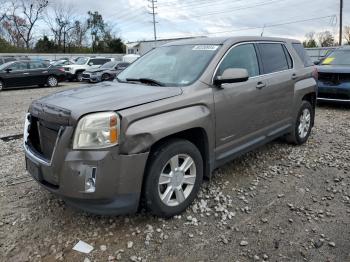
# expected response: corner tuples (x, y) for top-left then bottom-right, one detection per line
(298, 108), (311, 139)
(48, 76), (58, 87)
(158, 154), (196, 207)
(0, 81), (3, 91)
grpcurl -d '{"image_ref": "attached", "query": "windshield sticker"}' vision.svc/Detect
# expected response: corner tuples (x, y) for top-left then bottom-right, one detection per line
(322, 57), (335, 65)
(192, 45), (219, 51)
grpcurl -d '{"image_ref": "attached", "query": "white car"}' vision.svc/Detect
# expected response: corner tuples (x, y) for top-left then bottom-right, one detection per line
(63, 57), (114, 81)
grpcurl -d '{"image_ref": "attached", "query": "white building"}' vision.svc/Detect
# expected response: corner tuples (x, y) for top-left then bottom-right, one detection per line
(126, 37), (203, 56)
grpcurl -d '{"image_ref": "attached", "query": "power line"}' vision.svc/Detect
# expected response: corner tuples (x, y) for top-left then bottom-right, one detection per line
(160, 15), (336, 39)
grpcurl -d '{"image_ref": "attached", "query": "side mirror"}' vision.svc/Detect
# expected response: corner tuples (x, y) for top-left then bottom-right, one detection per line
(5, 68), (12, 73)
(88, 62), (93, 66)
(314, 60), (320, 65)
(214, 68), (249, 86)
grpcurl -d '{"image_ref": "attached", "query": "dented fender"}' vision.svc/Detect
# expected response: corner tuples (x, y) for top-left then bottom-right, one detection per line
(119, 105), (212, 154)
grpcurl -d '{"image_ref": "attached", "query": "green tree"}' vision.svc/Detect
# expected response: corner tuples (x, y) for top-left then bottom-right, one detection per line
(87, 11), (106, 52)
(303, 32), (318, 48)
(35, 35), (56, 52)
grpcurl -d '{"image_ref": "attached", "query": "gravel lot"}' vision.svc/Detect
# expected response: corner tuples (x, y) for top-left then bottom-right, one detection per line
(0, 83), (350, 262)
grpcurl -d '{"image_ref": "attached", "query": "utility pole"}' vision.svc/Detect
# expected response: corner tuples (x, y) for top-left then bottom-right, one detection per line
(148, 0), (158, 43)
(339, 0), (343, 45)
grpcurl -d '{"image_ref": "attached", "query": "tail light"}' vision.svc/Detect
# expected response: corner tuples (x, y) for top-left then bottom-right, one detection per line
(58, 67), (65, 72)
(312, 67), (318, 80)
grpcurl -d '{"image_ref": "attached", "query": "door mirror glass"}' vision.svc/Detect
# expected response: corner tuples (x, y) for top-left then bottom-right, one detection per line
(214, 68), (249, 85)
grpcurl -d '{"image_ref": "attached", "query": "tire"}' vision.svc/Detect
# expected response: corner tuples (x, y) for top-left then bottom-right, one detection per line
(0, 80), (4, 91)
(47, 76), (58, 87)
(76, 72), (83, 82)
(144, 139), (203, 218)
(101, 73), (110, 81)
(286, 101), (314, 145)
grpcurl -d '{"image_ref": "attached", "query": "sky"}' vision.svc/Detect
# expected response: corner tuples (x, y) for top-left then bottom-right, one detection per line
(46, 0), (349, 43)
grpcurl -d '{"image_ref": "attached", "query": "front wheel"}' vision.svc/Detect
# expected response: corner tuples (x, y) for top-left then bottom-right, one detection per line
(0, 80), (4, 91)
(101, 73), (110, 81)
(144, 139), (203, 218)
(47, 76), (58, 87)
(286, 101), (314, 145)
(76, 72), (83, 82)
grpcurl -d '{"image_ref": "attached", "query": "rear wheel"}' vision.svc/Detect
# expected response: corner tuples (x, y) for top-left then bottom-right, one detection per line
(286, 101), (313, 145)
(144, 139), (203, 218)
(47, 76), (58, 87)
(0, 80), (4, 91)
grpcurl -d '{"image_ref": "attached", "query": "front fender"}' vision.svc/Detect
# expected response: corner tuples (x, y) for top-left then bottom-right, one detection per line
(119, 105), (212, 154)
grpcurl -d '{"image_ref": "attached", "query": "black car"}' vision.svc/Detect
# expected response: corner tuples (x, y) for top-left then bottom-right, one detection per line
(0, 60), (66, 91)
(82, 61), (130, 83)
(317, 47), (350, 103)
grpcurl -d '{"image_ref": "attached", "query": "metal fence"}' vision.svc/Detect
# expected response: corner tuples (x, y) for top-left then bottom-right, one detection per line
(0, 53), (125, 61)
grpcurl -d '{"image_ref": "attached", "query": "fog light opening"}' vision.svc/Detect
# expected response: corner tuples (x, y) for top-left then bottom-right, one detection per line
(84, 167), (97, 193)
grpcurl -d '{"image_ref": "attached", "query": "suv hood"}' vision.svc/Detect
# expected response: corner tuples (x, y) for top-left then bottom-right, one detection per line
(29, 82), (182, 125)
(85, 68), (110, 73)
(317, 65), (350, 74)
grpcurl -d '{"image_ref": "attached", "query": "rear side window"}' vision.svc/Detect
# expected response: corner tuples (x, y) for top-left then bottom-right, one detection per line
(29, 62), (47, 69)
(292, 43), (313, 67)
(217, 43), (260, 77)
(258, 43), (290, 74)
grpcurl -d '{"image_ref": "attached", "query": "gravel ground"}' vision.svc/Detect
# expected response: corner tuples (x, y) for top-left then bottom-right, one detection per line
(0, 84), (350, 262)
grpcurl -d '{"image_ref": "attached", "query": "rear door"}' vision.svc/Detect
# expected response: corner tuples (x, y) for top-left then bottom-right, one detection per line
(28, 61), (50, 85)
(213, 43), (269, 161)
(256, 42), (295, 129)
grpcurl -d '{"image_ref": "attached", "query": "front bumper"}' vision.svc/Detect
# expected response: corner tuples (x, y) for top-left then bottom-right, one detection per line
(317, 81), (350, 102)
(24, 122), (149, 215)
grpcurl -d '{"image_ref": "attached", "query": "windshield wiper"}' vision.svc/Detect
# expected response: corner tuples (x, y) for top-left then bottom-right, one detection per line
(125, 78), (165, 86)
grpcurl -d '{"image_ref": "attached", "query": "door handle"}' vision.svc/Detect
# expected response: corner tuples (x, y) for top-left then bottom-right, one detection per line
(23, 72), (30, 75)
(42, 71), (48, 73)
(256, 82), (266, 89)
(291, 73), (297, 80)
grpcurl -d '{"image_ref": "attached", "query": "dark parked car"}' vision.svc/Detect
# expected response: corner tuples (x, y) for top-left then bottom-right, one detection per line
(0, 56), (17, 65)
(82, 61), (130, 83)
(317, 47), (350, 102)
(0, 60), (66, 91)
(24, 36), (316, 217)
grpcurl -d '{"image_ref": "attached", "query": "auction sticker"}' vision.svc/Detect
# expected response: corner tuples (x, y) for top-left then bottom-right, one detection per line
(192, 45), (219, 51)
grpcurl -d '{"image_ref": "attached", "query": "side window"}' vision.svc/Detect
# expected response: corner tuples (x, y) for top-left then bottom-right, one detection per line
(90, 59), (110, 65)
(217, 44), (260, 77)
(29, 62), (47, 69)
(8, 62), (28, 71)
(258, 43), (289, 74)
(292, 43), (313, 67)
(282, 45), (293, 69)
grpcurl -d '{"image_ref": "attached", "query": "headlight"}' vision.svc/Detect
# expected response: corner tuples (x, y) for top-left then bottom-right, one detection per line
(73, 112), (120, 149)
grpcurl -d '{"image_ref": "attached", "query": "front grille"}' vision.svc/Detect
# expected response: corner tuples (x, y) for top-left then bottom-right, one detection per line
(318, 72), (350, 85)
(64, 67), (70, 72)
(27, 115), (62, 161)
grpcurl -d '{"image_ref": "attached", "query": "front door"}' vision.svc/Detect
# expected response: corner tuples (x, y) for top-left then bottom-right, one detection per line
(213, 43), (268, 161)
(3, 62), (29, 87)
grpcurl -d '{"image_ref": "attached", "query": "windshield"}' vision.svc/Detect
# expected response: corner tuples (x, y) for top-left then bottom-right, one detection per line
(0, 61), (14, 71)
(101, 61), (116, 69)
(75, 57), (89, 65)
(118, 44), (220, 86)
(322, 50), (350, 65)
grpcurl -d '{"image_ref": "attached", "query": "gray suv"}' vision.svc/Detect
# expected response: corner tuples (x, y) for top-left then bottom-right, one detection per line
(24, 37), (317, 217)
